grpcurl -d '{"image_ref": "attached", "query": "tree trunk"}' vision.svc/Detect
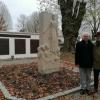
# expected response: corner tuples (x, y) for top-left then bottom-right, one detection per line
(58, 0), (86, 52)
(61, 35), (76, 52)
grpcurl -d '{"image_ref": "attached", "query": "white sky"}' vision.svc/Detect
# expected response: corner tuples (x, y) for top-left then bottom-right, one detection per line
(0, 0), (39, 30)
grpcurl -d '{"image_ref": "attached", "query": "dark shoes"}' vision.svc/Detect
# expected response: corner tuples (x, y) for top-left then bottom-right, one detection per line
(80, 89), (86, 95)
(80, 89), (93, 95)
(86, 89), (93, 95)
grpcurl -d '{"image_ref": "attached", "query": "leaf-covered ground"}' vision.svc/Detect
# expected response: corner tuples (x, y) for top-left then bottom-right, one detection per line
(0, 90), (6, 100)
(0, 61), (79, 100)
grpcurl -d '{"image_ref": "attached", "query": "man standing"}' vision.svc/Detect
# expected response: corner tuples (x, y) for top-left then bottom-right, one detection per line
(93, 32), (100, 93)
(75, 32), (94, 95)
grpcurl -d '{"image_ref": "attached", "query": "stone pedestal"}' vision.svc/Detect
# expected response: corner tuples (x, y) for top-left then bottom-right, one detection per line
(38, 12), (60, 74)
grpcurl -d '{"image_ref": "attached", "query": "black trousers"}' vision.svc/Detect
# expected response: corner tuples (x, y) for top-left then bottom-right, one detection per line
(93, 69), (100, 90)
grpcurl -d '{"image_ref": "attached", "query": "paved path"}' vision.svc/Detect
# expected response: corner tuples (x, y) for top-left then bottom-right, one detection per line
(64, 91), (100, 100)
(0, 58), (37, 67)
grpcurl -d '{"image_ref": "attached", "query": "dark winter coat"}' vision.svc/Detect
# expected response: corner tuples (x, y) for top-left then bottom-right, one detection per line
(93, 41), (100, 70)
(75, 40), (94, 68)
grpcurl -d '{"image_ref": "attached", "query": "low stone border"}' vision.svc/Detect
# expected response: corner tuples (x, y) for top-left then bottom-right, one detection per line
(0, 80), (81, 100)
(36, 82), (94, 100)
(0, 81), (25, 100)
(0, 81), (94, 100)
(36, 86), (81, 100)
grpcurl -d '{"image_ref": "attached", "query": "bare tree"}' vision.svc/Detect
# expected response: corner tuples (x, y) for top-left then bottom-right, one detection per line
(83, 0), (100, 37)
(58, 0), (86, 52)
(0, 1), (12, 31)
(38, 0), (59, 13)
(17, 12), (39, 33)
(0, 15), (7, 31)
(16, 14), (27, 32)
(24, 12), (39, 33)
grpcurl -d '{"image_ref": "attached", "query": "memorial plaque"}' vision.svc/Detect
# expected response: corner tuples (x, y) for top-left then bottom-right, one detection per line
(0, 38), (9, 55)
(15, 39), (26, 54)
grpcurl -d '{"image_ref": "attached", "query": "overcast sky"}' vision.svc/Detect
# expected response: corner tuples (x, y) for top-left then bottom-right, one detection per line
(0, 0), (39, 30)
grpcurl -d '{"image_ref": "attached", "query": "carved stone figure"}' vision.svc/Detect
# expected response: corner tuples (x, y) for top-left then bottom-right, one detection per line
(38, 12), (60, 74)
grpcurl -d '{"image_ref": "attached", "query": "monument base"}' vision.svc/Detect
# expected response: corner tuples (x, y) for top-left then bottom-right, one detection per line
(38, 45), (60, 74)
(38, 61), (60, 74)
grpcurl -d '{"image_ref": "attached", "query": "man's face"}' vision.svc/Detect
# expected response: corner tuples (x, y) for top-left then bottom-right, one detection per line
(82, 34), (89, 41)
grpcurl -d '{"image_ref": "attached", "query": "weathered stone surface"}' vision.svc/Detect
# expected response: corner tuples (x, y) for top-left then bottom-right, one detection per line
(38, 12), (60, 74)
(38, 44), (60, 74)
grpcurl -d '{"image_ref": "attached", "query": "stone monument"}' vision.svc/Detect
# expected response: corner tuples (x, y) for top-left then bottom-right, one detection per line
(38, 12), (60, 74)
